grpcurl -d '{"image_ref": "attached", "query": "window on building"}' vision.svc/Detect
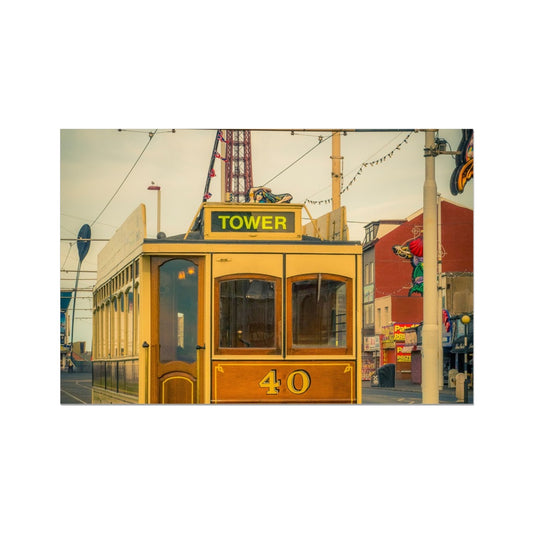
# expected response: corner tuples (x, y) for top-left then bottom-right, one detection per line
(364, 223), (379, 245)
(364, 262), (375, 284)
(364, 302), (374, 327)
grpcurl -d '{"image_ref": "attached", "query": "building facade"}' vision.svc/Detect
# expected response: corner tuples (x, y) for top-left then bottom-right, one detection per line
(362, 198), (473, 382)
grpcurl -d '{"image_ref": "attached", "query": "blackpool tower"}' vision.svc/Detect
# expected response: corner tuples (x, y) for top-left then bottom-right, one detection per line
(220, 130), (253, 203)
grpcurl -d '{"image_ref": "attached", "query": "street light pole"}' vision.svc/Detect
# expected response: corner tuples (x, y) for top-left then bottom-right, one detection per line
(148, 183), (161, 236)
(422, 130), (440, 404)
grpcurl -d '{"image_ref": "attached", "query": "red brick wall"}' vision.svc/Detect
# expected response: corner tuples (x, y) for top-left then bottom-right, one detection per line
(375, 211), (424, 298)
(374, 200), (473, 320)
(391, 295), (424, 323)
(440, 201), (474, 273)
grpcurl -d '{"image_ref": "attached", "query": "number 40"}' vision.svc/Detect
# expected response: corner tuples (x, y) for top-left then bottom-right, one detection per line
(259, 369), (311, 395)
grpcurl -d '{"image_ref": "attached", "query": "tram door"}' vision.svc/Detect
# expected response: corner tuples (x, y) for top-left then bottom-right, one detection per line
(151, 257), (204, 403)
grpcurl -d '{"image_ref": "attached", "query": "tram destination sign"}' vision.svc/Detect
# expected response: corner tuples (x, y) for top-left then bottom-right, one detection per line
(203, 203), (303, 241)
(210, 211), (295, 233)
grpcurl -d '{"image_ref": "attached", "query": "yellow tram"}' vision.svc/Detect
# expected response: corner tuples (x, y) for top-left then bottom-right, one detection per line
(92, 201), (362, 404)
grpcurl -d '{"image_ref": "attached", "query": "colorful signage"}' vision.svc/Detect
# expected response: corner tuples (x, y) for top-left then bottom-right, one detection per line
(396, 345), (413, 362)
(392, 235), (424, 296)
(393, 323), (418, 341)
(450, 129), (473, 195)
(211, 211), (295, 233)
(364, 335), (380, 351)
(382, 323), (418, 344)
(203, 203), (303, 241)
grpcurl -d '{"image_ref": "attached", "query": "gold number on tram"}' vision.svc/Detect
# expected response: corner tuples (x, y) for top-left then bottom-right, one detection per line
(286, 370), (311, 395)
(259, 369), (311, 396)
(259, 370), (281, 395)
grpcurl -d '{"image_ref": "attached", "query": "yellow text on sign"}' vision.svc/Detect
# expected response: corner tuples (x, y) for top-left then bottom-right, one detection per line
(259, 369), (311, 396)
(218, 214), (288, 231)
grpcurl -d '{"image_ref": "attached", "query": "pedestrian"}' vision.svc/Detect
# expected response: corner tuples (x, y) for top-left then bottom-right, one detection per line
(68, 359), (73, 373)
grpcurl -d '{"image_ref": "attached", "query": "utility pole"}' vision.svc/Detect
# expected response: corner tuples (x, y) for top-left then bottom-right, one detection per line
(331, 131), (342, 211)
(422, 130), (440, 404)
(437, 194), (444, 390)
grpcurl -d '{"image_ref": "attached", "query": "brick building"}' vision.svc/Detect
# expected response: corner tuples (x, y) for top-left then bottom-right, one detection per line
(361, 198), (473, 382)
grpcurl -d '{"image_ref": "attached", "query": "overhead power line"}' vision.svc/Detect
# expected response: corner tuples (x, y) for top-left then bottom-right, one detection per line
(260, 133), (334, 187)
(90, 129), (158, 227)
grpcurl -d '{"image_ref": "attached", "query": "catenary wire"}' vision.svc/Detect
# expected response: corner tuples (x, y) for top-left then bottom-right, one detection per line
(90, 129), (158, 227)
(260, 133), (334, 187)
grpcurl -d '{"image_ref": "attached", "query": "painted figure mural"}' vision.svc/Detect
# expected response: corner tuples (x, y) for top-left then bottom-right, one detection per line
(392, 234), (424, 296)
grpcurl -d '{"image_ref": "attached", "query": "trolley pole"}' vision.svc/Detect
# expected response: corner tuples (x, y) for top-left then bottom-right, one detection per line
(422, 130), (440, 404)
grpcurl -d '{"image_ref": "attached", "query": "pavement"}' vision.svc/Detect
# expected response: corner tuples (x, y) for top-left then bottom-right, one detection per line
(362, 379), (474, 403)
(60, 370), (93, 404)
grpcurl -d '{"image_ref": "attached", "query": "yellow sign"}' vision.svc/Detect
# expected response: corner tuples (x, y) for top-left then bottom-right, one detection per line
(212, 211), (294, 232)
(203, 202), (302, 240)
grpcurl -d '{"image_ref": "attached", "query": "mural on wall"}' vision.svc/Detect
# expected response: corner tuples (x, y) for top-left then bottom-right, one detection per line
(392, 234), (424, 296)
(450, 129), (473, 195)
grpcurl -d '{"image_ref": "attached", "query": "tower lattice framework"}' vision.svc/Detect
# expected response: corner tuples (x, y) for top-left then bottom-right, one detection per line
(223, 130), (253, 202)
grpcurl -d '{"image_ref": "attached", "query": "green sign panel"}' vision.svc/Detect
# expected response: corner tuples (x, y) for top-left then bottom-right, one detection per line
(211, 211), (295, 233)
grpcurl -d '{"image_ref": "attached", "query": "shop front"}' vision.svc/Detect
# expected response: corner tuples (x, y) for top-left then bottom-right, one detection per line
(450, 313), (474, 388)
(380, 323), (419, 382)
(362, 335), (380, 381)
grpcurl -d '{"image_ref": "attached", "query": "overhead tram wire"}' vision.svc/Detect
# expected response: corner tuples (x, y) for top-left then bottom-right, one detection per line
(260, 133), (334, 188)
(90, 129), (159, 227)
(63, 130), (159, 339)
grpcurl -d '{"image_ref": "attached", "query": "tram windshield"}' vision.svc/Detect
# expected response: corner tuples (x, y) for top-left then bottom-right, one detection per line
(219, 278), (276, 348)
(291, 276), (347, 348)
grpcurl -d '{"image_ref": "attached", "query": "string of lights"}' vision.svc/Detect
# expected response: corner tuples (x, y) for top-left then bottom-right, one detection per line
(305, 131), (416, 205)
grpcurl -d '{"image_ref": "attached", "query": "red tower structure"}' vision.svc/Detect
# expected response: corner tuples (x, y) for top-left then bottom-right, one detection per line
(223, 130), (253, 203)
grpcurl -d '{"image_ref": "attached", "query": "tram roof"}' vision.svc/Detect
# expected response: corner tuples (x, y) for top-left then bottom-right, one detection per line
(145, 231), (361, 245)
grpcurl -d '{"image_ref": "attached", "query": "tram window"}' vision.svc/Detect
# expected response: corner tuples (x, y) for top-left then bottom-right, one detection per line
(127, 290), (134, 355)
(289, 274), (351, 353)
(159, 259), (198, 364)
(217, 277), (279, 352)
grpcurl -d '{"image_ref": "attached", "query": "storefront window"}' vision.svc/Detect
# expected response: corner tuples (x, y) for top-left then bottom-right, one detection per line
(218, 277), (278, 351)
